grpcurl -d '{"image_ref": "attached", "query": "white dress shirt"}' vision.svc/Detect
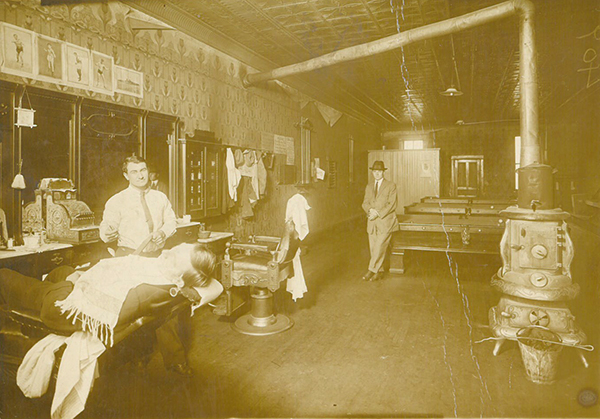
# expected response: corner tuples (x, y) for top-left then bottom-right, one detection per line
(99, 186), (177, 252)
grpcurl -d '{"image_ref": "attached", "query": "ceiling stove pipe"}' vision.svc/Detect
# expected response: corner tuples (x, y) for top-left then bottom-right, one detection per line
(244, 0), (542, 201)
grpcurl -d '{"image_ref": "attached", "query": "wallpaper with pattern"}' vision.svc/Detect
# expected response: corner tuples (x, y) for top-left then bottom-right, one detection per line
(0, 0), (380, 238)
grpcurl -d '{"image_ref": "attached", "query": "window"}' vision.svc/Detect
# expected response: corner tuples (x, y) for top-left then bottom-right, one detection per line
(515, 135), (521, 189)
(404, 140), (423, 150)
(349, 137), (354, 183)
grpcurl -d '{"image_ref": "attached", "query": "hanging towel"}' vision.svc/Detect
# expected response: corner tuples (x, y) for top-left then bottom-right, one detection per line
(286, 248), (308, 301)
(226, 148), (241, 201)
(17, 334), (68, 398)
(285, 193), (311, 240)
(257, 155), (267, 197)
(51, 331), (106, 419)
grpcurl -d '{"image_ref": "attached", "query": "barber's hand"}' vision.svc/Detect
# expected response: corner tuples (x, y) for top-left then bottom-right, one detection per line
(151, 230), (166, 247)
(103, 225), (118, 242)
(179, 286), (201, 303)
(66, 271), (82, 284)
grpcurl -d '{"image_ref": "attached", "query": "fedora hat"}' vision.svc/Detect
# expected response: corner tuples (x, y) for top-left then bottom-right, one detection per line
(369, 160), (387, 171)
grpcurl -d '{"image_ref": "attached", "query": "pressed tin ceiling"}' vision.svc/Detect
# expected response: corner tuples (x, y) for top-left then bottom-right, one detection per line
(127, 0), (595, 130)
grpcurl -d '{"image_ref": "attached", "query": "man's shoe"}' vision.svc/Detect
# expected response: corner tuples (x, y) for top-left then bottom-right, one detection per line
(169, 363), (193, 377)
(374, 271), (385, 281)
(362, 271), (375, 281)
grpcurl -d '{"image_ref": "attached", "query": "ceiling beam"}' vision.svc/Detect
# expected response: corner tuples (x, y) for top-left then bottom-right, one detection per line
(244, 0), (541, 166)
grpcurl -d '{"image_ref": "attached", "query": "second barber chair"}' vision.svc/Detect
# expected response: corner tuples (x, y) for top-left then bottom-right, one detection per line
(221, 220), (299, 336)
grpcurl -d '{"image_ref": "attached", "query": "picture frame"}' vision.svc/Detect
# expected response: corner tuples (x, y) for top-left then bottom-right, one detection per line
(35, 34), (65, 83)
(1, 23), (35, 78)
(90, 51), (114, 95)
(65, 43), (91, 89)
(114, 65), (143, 98)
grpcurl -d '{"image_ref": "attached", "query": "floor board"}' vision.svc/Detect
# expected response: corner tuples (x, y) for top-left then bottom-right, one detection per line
(2, 224), (599, 418)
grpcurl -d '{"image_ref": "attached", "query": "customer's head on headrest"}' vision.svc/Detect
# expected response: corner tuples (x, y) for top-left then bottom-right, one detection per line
(163, 243), (216, 288)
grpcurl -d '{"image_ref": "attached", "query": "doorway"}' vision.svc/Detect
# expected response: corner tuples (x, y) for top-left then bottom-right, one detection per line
(451, 155), (483, 197)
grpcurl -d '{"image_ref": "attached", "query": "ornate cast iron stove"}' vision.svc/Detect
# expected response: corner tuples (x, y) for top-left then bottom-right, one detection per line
(489, 165), (589, 367)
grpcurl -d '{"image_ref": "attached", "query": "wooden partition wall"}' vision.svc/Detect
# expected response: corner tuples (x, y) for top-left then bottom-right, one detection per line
(368, 149), (440, 214)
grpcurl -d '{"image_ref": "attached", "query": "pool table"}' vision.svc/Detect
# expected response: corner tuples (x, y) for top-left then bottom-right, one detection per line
(390, 213), (506, 274)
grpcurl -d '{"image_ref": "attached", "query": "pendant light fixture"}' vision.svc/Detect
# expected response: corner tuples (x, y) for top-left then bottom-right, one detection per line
(440, 34), (463, 97)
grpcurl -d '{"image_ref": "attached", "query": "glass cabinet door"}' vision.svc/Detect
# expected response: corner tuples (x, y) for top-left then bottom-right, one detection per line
(180, 140), (223, 219)
(205, 146), (221, 216)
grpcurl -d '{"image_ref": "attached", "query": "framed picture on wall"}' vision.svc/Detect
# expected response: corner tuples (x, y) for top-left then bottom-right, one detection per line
(1, 23), (35, 78)
(35, 35), (65, 83)
(65, 43), (90, 88)
(90, 51), (113, 94)
(114, 65), (143, 98)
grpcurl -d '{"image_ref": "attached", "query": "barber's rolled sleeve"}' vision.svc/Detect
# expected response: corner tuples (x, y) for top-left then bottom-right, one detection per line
(99, 195), (120, 243)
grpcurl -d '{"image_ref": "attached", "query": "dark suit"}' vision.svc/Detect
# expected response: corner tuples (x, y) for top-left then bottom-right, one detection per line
(362, 178), (398, 273)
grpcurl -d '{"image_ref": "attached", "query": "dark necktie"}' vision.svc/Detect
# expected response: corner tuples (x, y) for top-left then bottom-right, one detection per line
(374, 181), (379, 198)
(140, 191), (154, 233)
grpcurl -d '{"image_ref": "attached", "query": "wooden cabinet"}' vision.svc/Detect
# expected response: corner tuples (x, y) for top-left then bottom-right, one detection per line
(179, 138), (224, 220)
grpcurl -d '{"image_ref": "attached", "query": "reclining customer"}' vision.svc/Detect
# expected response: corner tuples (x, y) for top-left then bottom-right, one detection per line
(0, 243), (223, 346)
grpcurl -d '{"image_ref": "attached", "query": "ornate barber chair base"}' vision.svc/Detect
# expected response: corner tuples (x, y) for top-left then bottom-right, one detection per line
(221, 220), (299, 336)
(233, 288), (294, 336)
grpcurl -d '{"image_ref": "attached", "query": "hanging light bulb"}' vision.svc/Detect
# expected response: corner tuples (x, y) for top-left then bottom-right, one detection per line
(440, 34), (463, 97)
(440, 85), (463, 96)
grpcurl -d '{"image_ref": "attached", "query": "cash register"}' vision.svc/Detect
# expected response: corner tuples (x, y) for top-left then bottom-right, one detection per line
(23, 178), (99, 244)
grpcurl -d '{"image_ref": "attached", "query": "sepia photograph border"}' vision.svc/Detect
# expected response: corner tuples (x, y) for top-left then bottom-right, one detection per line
(0, 22), (36, 78)
(34, 34), (66, 84)
(64, 43), (91, 90)
(89, 50), (114, 95)
(114, 65), (144, 99)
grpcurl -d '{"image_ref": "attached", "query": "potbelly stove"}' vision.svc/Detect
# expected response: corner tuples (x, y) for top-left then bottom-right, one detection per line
(489, 164), (589, 367)
(23, 178), (99, 244)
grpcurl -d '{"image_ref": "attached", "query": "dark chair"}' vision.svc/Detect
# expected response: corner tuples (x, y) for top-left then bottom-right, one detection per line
(221, 220), (300, 335)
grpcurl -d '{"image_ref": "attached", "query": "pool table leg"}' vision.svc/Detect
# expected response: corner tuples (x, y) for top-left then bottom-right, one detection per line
(389, 249), (405, 274)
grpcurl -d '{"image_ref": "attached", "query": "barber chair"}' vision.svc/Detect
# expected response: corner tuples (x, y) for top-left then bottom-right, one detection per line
(221, 220), (299, 336)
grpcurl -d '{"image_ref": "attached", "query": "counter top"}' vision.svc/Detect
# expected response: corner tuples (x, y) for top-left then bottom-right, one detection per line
(0, 242), (73, 260)
(197, 231), (234, 244)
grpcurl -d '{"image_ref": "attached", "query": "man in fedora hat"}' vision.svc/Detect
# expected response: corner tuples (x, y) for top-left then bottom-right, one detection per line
(361, 160), (398, 281)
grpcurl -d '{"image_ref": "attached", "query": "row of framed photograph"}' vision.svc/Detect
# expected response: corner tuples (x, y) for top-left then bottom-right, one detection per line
(0, 22), (143, 98)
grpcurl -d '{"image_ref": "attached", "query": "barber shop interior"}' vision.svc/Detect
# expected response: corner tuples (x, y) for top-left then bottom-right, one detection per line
(0, 0), (599, 418)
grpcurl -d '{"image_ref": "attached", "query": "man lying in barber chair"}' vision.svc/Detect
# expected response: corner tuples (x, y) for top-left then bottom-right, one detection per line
(0, 243), (223, 418)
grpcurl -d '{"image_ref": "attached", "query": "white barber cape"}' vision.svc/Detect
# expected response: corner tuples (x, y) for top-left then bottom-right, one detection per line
(285, 193), (310, 301)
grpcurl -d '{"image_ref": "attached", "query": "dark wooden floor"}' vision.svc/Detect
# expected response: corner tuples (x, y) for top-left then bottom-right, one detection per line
(2, 222), (599, 418)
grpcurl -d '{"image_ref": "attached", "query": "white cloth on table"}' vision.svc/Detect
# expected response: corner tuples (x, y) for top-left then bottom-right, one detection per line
(225, 148), (241, 201)
(286, 248), (308, 301)
(16, 332), (106, 419)
(285, 193), (311, 240)
(55, 254), (187, 347)
(17, 334), (68, 398)
(51, 331), (106, 419)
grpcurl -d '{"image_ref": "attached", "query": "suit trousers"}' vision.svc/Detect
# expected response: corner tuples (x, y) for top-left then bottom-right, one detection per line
(0, 266), (187, 369)
(368, 231), (392, 273)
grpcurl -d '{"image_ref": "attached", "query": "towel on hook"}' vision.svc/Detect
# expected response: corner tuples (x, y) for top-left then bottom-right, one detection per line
(225, 148), (241, 201)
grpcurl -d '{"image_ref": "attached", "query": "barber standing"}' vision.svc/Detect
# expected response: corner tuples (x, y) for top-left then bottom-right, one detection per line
(361, 160), (398, 282)
(99, 155), (192, 376)
(100, 155), (176, 257)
